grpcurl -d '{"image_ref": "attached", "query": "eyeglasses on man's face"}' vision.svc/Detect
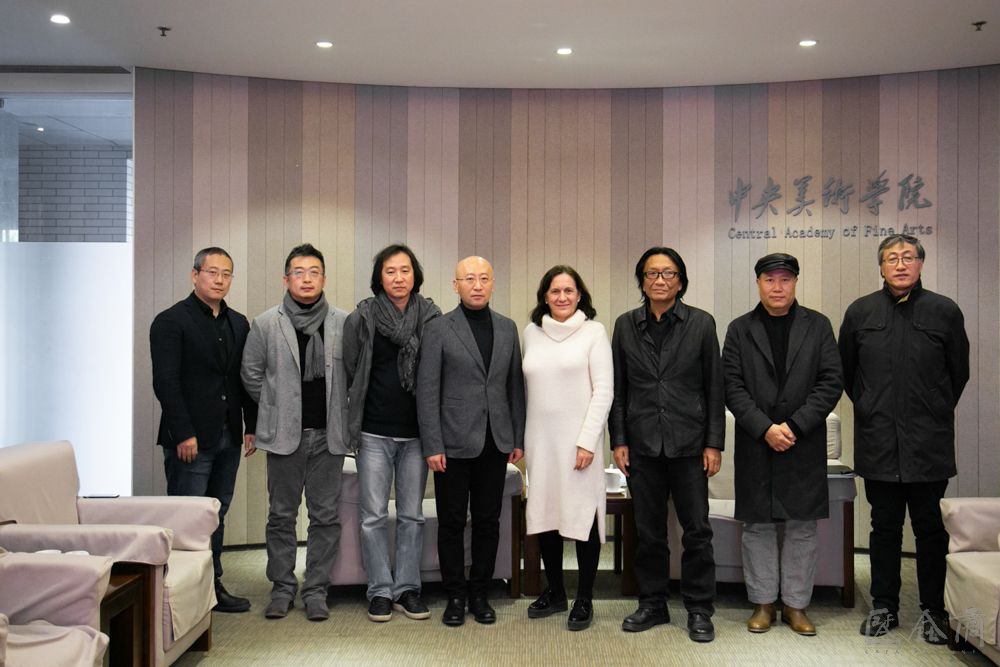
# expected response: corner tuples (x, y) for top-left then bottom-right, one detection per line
(643, 270), (678, 282)
(287, 268), (324, 280)
(198, 268), (233, 281)
(881, 255), (919, 266)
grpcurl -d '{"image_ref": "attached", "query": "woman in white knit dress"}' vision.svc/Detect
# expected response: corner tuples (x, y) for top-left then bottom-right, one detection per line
(522, 265), (613, 631)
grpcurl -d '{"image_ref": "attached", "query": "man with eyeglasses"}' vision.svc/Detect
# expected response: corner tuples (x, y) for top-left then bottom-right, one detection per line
(609, 246), (724, 642)
(416, 256), (525, 627)
(241, 243), (350, 622)
(150, 246), (257, 613)
(841, 234), (969, 642)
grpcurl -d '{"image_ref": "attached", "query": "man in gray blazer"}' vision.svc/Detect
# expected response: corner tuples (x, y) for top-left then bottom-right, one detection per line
(241, 243), (349, 622)
(417, 256), (525, 627)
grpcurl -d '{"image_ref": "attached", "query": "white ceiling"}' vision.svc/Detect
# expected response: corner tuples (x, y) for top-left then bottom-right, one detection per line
(2, 0), (999, 147)
(2, 0), (1000, 90)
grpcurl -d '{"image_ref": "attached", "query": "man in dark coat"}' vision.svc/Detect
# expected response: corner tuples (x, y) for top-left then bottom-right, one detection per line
(150, 246), (258, 613)
(609, 246), (724, 643)
(722, 253), (842, 636)
(840, 234), (969, 643)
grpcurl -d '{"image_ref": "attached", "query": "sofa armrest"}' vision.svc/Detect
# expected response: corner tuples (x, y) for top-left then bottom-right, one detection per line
(0, 552), (113, 628)
(940, 498), (1000, 553)
(0, 524), (172, 565)
(503, 464), (523, 497)
(78, 496), (219, 551)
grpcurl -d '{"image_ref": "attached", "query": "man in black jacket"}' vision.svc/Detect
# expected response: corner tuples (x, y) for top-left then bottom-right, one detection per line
(723, 253), (843, 636)
(840, 234), (969, 642)
(150, 247), (258, 613)
(609, 247), (724, 642)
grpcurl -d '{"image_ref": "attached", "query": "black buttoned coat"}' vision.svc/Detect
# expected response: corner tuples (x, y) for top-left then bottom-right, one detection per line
(722, 303), (843, 523)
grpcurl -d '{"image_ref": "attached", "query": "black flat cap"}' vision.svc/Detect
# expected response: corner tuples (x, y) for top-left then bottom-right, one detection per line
(754, 252), (799, 277)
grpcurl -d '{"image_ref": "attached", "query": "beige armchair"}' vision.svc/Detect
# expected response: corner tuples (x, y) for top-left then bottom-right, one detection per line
(940, 497), (1000, 665)
(0, 441), (219, 666)
(0, 549), (112, 667)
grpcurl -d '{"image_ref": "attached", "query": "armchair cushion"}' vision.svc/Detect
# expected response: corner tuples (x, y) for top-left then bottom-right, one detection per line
(0, 525), (172, 566)
(78, 497), (219, 551)
(0, 551), (112, 629)
(162, 551), (215, 651)
(1, 613), (109, 667)
(940, 498), (1000, 554)
(944, 551), (1000, 647)
(0, 441), (79, 525)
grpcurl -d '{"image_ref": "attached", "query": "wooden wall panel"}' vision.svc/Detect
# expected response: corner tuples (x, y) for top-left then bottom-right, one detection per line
(134, 66), (1000, 550)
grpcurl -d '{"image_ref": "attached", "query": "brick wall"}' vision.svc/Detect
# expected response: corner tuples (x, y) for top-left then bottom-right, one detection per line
(18, 144), (132, 242)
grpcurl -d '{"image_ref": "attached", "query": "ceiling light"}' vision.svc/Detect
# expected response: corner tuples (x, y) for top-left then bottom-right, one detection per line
(36, 127), (45, 132)
(556, 47), (573, 56)
(316, 41), (333, 49)
(50, 14), (70, 24)
(799, 39), (817, 47)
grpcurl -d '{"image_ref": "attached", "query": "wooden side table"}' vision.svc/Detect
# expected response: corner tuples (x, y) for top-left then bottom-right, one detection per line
(522, 491), (637, 597)
(100, 572), (144, 667)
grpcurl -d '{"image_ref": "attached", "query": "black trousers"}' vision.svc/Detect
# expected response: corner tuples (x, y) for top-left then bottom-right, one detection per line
(434, 440), (508, 599)
(865, 478), (950, 613)
(629, 453), (715, 615)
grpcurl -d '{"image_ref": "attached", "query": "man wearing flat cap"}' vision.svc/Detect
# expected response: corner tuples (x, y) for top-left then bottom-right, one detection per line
(721, 253), (842, 635)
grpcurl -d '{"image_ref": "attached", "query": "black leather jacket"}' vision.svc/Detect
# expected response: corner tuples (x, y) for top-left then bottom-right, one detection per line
(839, 281), (969, 482)
(609, 301), (725, 457)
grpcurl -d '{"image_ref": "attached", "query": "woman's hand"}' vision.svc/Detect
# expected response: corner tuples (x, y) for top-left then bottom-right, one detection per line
(574, 446), (594, 470)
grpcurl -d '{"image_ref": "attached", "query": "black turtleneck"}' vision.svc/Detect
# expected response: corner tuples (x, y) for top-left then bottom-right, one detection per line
(461, 302), (493, 372)
(292, 297), (327, 429)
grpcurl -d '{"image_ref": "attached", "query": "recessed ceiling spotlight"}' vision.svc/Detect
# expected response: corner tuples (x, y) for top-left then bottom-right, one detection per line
(50, 14), (70, 24)
(316, 41), (333, 49)
(556, 47), (573, 56)
(36, 127), (45, 132)
(799, 39), (817, 47)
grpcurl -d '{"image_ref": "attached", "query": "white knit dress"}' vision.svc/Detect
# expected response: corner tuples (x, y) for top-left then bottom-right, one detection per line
(523, 311), (614, 542)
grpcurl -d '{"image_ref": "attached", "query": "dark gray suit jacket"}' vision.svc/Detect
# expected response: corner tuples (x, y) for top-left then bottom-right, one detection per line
(416, 306), (526, 459)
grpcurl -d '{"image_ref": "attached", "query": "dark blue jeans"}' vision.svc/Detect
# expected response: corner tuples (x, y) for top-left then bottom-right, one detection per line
(163, 427), (240, 580)
(629, 453), (715, 615)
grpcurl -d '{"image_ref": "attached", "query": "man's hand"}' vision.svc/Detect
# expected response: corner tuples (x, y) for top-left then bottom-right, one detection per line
(426, 454), (447, 473)
(613, 446), (630, 477)
(703, 447), (722, 477)
(764, 423), (796, 452)
(177, 437), (198, 463)
(574, 447), (594, 470)
(509, 448), (524, 465)
(244, 434), (256, 457)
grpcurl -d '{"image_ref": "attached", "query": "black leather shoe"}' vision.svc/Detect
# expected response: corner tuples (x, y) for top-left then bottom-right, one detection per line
(468, 596), (496, 624)
(920, 609), (950, 645)
(567, 598), (593, 631)
(214, 581), (251, 613)
(687, 612), (715, 642)
(859, 608), (899, 637)
(442, 597), (465, 627)
(527, 588), (568, 619)
(622, 605), (670, 632)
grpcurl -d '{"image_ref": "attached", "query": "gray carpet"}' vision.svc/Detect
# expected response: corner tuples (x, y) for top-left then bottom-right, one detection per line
(174, 547), (993, 666)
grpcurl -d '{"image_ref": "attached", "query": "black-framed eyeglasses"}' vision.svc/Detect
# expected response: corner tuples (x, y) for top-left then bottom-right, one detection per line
(643, 270), (678, 282)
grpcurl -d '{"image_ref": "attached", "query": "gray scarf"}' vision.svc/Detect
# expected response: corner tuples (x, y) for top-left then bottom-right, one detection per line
(367, 291), (439, 393)
(282, 291), (329, 381)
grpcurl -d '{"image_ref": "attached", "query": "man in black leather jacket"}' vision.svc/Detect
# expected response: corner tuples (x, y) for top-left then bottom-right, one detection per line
(840, 234), (969, 643)
(609, 246), (724, 642)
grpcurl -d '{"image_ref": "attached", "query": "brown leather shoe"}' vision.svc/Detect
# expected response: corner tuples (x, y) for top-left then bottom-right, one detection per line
(782, 605), (817, 636)
(747, 603), (776, 633)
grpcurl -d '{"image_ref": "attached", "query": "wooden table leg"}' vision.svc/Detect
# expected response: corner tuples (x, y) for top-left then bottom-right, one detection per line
(523, 530), (541, 597)
(614, 514), (623, 574)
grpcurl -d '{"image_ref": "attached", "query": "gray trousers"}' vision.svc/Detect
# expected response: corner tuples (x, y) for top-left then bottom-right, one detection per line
(265, 429), (344, 603)
(741, 520), (818, 609)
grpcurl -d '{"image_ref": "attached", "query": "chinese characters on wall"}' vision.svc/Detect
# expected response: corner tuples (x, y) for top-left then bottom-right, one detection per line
(727, 171), (934, 241)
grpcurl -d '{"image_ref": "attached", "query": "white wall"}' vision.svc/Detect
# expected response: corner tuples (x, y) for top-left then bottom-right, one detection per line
(0, 242), (132, 495)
